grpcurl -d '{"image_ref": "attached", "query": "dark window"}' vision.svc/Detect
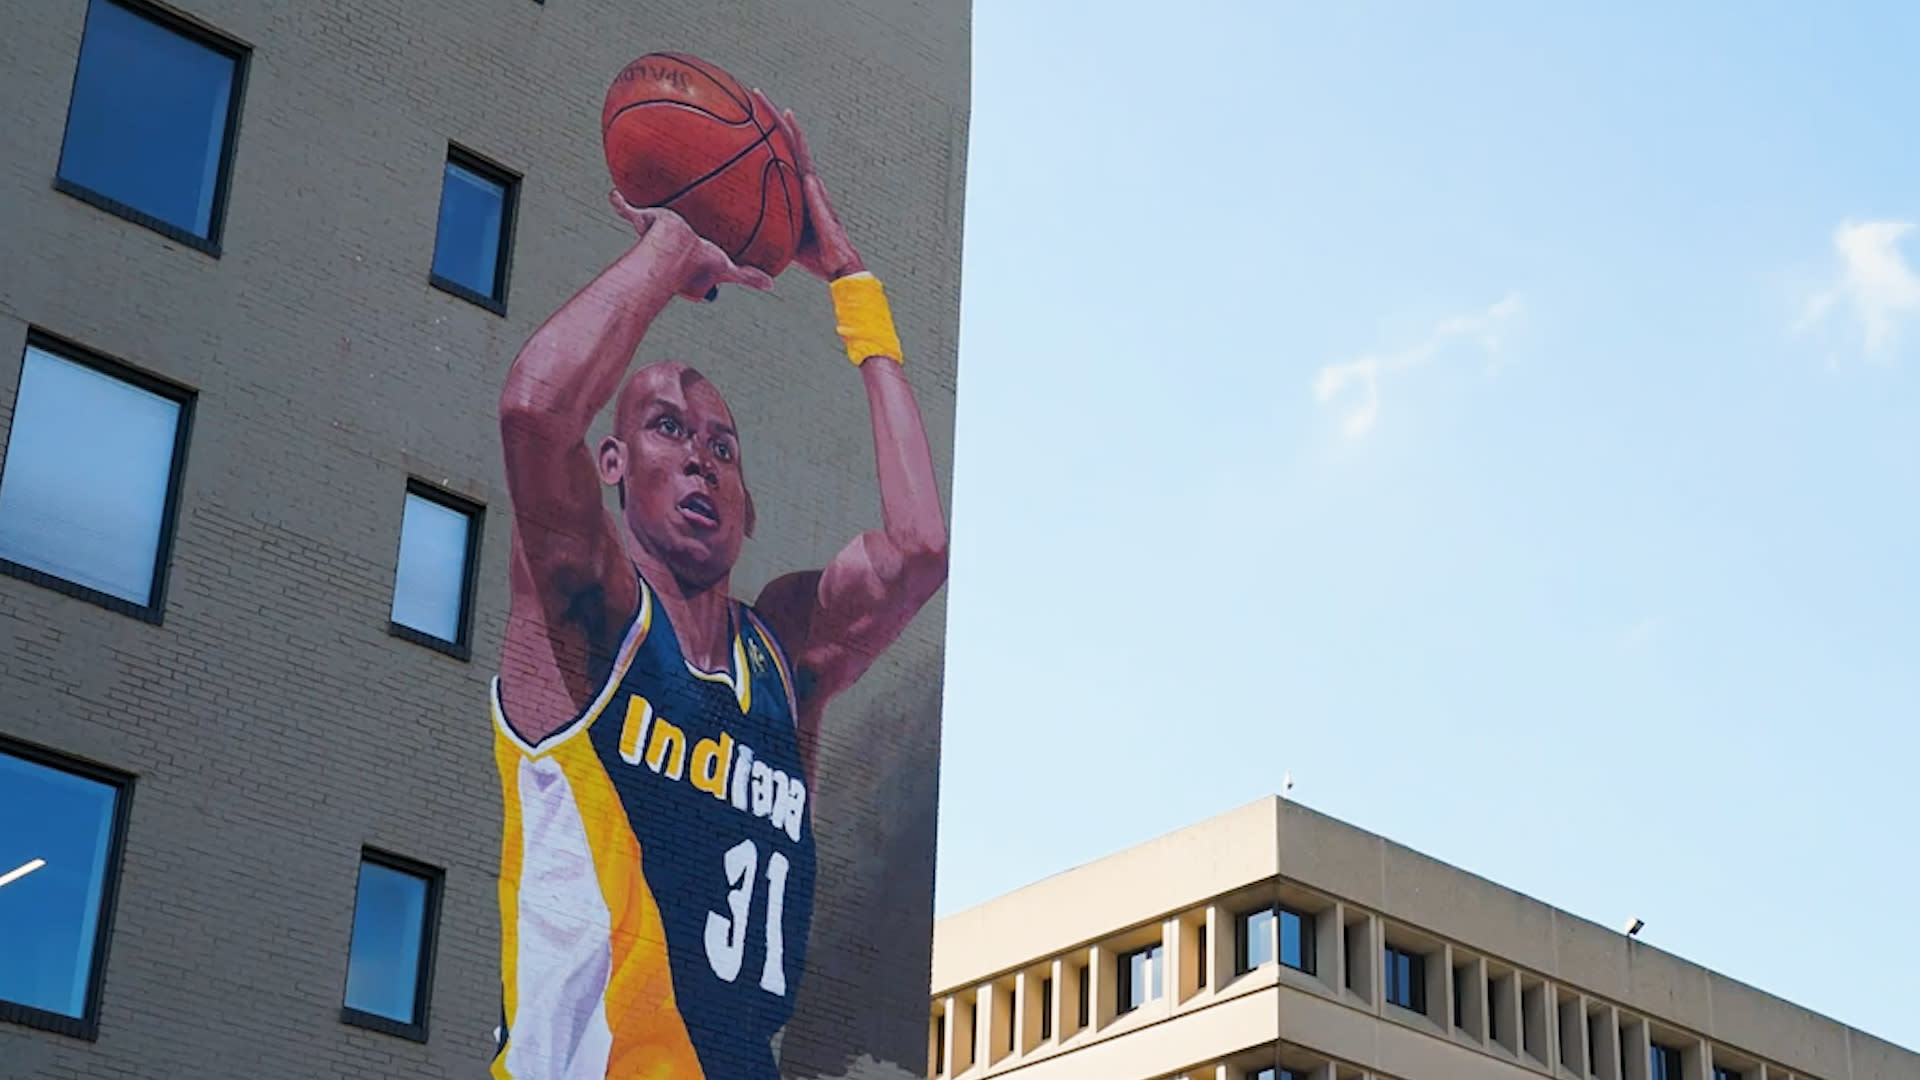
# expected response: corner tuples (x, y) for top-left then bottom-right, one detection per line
(1278, 906), (1315, 973)
(1237, 906), (1275, 972)
(932, 1014), (946, 1074)
(964, 1001), (976, 1058)
(1383, 944), (1426, 1012)
(1115, 943), (1163, 1014)
(1714, 1069), (1743, 1080)
(430, 148), (518, 312)
(1453, 965), (1466, 1028)
(0, 740), (132, 1040)
(1038, 976), (1052, 1039)
(388, 482), (483, 658)
(1076, 964), (1089, 1027)
(1250, 1070), (1276, 1080)
(1650, 1044), (1684, 1080)
(1195, 923), (1208, 988)
(341, 852), (442, 1041)
(0, 337), (193, 621)
(56, 0), (246, 250)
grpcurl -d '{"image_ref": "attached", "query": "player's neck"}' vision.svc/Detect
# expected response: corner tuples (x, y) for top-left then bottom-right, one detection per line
(628, 544), (734, 672)
(658, 584), (733, 672)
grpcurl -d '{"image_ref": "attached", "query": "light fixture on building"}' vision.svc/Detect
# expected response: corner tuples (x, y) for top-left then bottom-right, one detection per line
(1623, 917), (1645, 938)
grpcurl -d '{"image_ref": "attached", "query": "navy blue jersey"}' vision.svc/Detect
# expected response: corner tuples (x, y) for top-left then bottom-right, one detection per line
(492, 570), (815, 1079)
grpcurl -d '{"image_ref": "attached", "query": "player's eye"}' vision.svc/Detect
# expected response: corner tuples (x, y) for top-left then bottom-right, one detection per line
(711, 439), (734, 462)
(656, 415), (683, 437)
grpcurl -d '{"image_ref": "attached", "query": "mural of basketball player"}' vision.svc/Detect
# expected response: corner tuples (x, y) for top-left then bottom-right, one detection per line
(487, 91), (949, 1079)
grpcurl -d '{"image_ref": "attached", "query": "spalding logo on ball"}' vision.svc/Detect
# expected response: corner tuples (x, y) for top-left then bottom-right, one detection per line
(602, 52), (804, 276)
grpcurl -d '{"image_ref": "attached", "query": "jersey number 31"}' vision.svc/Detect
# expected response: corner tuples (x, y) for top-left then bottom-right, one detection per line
(705, 838), (790, 996)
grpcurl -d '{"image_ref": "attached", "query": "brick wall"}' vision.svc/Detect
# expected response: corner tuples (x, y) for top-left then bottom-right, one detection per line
(0, 1), (968, 1077)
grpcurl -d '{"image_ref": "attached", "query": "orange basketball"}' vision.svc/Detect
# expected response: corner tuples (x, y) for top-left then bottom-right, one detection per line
(602, 53), (803, 277)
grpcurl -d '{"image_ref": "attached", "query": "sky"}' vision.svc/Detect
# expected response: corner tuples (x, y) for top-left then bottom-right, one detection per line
(933, 0), (1920, 1055)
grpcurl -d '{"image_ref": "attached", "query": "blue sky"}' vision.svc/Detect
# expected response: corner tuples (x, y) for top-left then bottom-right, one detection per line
(934, 0), (1920, 1054)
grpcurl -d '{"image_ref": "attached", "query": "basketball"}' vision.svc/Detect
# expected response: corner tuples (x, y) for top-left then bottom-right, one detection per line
(602, 53), (804, 277)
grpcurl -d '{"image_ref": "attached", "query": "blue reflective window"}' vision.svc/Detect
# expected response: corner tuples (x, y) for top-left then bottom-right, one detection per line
(0, 343), (189, 613)
(1384, 944), (1426, 1012)
(431, 154), (515, 307)
(1651, 1044), (1684, 1080)
(343, 856), (439, 1035)
(0, 746), (128, 1033)
(389, 488), (478, 649)
(56, 0), (243, 244)
(1278, 906), (1314, 973)
(1116, 943), (1163, 1013)
(1238, 907), (1275, 972)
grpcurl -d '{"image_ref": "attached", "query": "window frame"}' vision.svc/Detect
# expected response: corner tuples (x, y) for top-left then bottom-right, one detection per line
(1235, 904), (1274, 975)
(1114, 942), (1163, 1015)
(0, 330), (196, 624)
(387, 478), (485, 661)
(53, 0), (250, 256)
(1277, 904), (1315, 975)
(1650, 1043), (1685, 1080)
(339, 848), (444, 1043)
(428, 144), (520, 316)
(0, 736), (135, 1042)
(1383, 942), (1426, 1013)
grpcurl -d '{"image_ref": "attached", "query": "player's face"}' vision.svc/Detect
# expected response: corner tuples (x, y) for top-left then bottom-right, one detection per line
(614, 372), (749, 589)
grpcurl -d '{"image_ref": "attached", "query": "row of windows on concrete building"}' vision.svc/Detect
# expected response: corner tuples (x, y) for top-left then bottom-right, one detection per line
(0, 739), (446, 1042)
(1157, 1044), (1747, 1080)
(932, 887), (1794, 1080)
(53, 0), (524, 314)
(0, 0), (505, 1047)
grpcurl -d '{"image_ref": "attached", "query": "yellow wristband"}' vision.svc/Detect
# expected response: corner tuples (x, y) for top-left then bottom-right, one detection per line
(829, 272), (904, 367)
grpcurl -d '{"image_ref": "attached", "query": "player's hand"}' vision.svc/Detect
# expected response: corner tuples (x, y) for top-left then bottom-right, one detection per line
(609, 190), (773, 301)
(752, 91), (866, 282)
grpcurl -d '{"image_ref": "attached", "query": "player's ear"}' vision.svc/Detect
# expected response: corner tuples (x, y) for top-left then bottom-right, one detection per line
(596, 436), (627, 486)
(744, 487), (757, 539)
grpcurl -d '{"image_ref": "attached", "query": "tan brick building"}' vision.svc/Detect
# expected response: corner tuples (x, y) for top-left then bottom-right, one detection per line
(928, 799), (1916, 1080)
(0, 0), (967, 1077)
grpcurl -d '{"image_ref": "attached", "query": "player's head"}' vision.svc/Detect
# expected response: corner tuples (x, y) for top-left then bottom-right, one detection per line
(599, 362), (756, 590)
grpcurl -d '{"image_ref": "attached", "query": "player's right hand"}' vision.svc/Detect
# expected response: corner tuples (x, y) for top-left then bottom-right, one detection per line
(609, 190), (774, 302)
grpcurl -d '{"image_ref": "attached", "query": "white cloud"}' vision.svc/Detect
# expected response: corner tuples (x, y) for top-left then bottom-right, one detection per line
(1313, 293), (1523, 437)
(1798, 220), (1920, 357)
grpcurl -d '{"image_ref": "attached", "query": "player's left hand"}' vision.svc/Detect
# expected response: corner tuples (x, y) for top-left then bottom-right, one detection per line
(752, 90), (866, 282)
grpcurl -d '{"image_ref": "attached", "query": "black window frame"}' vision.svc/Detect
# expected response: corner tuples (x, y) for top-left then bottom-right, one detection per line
(428, 144), (520, 315)
(0, 330), (196, 624)
(1277, 904), (1316, 975)
(1713, 1068), (1743, 1080)
(1235, 905), (1271, 975)
(1383, 943), (1426, 1013)
(339, 848), (444, 1043)
(1650, 1043), (1684, 1080)
(932, 1011), (946, 1074)
(53, 0), (250, 256)
(1114, 942), (1162, 1015)
(1038, 976), (1053, 1039)
(1076, 963), (1090, 1028)
(387, 478), (485, 661)
(0, 736), (136, 1042)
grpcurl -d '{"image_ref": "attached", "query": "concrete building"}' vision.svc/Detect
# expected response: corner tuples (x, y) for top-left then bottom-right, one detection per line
(928, 798), (1917, 1080)
(0, 1), (967, 1077)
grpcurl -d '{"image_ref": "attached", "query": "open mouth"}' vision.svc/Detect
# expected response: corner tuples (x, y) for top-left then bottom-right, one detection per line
(678, 493), (720, 528)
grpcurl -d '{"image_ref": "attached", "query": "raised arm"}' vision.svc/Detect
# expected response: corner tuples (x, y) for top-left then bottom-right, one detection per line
(751, 102), (950, 772)
(498, 197), (771, 738)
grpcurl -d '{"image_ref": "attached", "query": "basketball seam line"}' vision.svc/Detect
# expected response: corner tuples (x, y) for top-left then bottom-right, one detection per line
(604, 97), (755, 132)
(656, 127), (780, 221)
(665, 53), (754, 115)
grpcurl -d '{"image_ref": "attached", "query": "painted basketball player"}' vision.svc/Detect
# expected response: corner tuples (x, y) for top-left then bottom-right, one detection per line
(488, 97), (948, 1079)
